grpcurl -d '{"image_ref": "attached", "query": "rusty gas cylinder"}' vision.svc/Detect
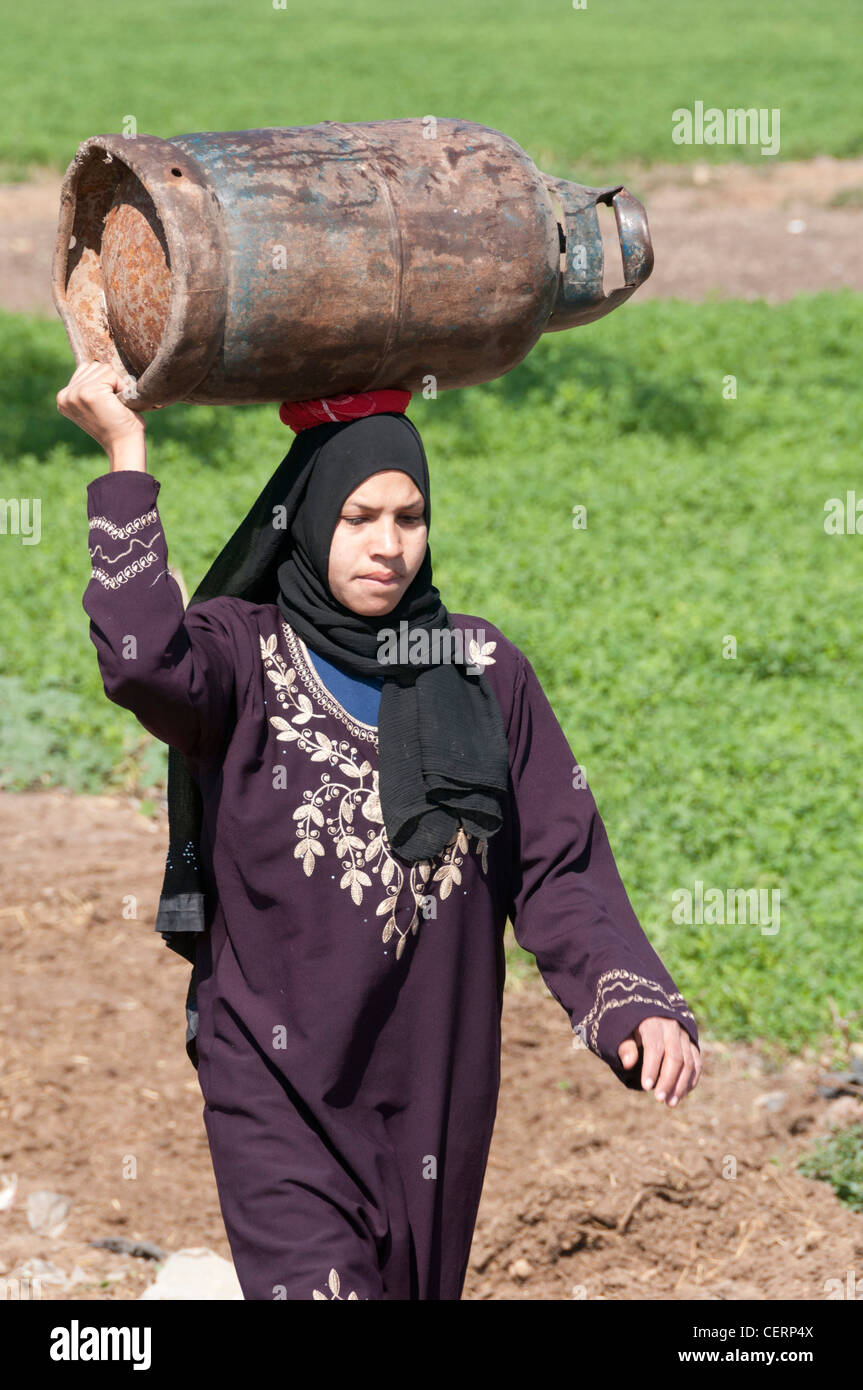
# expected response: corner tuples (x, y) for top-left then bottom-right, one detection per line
(52, 119), (653, 410)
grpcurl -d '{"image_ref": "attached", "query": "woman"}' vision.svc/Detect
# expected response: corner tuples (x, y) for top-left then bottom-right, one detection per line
(58, 360), (702, 1302)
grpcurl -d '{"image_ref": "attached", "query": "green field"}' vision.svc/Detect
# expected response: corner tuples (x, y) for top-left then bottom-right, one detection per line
(1, 0), (862, 1080)
(1, 292), (861, 1055)
(1, 0), (861, 181)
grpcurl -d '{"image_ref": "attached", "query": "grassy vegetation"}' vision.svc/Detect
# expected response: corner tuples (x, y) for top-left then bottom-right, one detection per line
(798, 1124), (863, 1213)
(1, 0), (861, 181)
(1, 291), (861, 1057)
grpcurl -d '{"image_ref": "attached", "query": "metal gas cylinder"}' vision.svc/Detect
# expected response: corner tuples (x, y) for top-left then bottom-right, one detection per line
(52, 118), (653, 409)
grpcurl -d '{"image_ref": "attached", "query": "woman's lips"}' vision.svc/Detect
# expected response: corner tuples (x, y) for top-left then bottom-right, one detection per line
(360, 574), (401, 585)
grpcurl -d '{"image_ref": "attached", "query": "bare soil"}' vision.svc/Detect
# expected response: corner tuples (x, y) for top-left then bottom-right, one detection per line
(616, 155), (863, 301)
(0, 789), (860, 1301)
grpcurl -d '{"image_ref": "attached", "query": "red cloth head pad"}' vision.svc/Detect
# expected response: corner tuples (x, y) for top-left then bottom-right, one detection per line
(279, 390), (412, 433)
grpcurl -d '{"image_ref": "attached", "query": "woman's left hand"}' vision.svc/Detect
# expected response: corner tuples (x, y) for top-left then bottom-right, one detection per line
(618, 1017), (702, 1106)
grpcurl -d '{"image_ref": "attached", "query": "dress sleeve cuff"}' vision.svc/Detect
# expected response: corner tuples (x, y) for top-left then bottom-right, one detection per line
(87, 470), (160, 518)
(573, 972), (700, 1091)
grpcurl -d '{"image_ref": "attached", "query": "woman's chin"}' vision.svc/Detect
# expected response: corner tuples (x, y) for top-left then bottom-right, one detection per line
(344, 585), (402, 617)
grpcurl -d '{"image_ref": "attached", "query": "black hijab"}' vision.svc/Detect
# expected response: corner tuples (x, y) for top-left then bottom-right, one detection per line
(155, 411), (510, 962)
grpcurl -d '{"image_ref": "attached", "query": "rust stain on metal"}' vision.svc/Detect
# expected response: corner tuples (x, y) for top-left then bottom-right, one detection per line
(51, 119), (653, 408)
(101, 172), (171, 374)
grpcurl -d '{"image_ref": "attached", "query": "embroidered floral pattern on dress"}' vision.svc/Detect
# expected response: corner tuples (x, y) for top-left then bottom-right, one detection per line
(260, 627), (489, 959)
(571, 969), (696, 1053)
(467, 636), (497, 669)
(312, 1267), (360, 1300)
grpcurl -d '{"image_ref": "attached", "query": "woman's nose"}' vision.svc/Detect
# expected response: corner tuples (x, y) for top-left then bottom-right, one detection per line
(370, 521), (402, 555)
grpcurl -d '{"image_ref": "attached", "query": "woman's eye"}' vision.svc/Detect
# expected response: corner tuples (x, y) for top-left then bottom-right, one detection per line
(342, 515), (424, 526)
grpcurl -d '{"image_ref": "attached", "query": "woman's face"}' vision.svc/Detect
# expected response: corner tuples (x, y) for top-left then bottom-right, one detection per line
(328, 470), (428, 616)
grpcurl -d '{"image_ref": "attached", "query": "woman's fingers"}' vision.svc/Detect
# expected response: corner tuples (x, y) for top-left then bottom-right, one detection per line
(691, 1038), (703, 1087)
(638, 1017), (702, 1107)
(639, 1018), (669, 1089)
(668, 1034), (698, 1105)
(58, 359), (109, 406)
(651, 1021), (685, 1104)
(664, 1030), (702, 1106)
(56, 358), (144, 450)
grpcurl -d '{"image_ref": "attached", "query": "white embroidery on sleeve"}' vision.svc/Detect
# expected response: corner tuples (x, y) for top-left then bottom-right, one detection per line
(573, 969), (695, 1053)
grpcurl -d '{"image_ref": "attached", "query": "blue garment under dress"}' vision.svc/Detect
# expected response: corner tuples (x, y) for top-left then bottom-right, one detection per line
(304, 644), (384, 725)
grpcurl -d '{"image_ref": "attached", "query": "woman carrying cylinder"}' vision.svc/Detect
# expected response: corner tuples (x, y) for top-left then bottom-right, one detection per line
(57, 360), (701, 1301)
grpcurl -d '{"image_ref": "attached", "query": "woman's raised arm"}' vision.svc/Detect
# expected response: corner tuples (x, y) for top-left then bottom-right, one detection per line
(59, 362), (238, 762)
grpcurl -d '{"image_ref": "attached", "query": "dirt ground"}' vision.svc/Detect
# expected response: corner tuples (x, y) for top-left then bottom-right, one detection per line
(2, 155), (862, 314)
(616, 154), (863, 301)
(0, 789), (861, 1302)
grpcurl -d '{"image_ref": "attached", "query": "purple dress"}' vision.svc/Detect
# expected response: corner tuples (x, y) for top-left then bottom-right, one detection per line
(84, 469), (699, 1301)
